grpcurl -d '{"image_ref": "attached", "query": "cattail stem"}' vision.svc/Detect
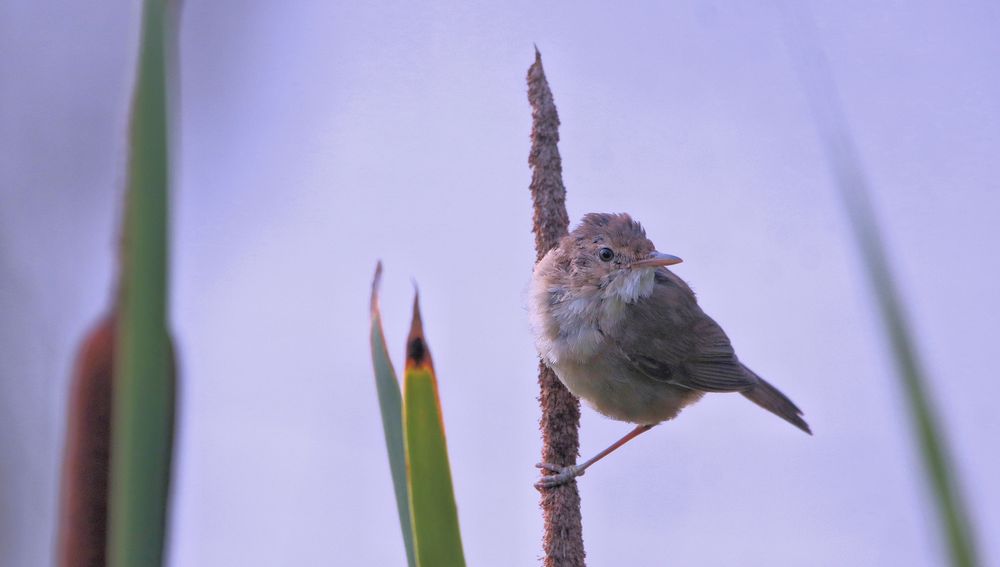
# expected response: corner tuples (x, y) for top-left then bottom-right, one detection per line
(527, 48), (585, 567)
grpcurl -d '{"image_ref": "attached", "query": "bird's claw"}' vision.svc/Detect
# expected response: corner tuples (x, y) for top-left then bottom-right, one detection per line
(534, 462), (584, 489)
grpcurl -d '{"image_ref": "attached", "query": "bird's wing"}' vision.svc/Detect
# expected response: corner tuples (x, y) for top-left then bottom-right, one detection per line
(613, 269), (755, 393)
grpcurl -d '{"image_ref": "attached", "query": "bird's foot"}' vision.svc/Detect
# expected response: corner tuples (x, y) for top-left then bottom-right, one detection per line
(534, 462), (584, 489)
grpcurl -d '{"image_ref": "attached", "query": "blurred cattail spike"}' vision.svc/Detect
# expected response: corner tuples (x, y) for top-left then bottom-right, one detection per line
(57, 316), (116, 567)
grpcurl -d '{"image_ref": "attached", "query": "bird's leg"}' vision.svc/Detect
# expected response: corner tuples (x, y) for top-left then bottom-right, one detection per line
(535, 424), (655, 488)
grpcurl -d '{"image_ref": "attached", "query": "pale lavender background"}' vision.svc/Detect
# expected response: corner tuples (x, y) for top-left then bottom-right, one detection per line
(2, 1), (999, 566)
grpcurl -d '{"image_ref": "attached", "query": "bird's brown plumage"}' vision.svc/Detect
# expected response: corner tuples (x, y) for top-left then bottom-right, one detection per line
(530, 213), (810, 433)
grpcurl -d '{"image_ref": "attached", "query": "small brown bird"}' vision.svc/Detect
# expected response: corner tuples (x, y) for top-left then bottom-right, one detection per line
(530, 213), (810, 487)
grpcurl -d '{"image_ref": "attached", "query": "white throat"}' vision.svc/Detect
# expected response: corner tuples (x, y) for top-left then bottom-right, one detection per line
(601, 268), (657, 304)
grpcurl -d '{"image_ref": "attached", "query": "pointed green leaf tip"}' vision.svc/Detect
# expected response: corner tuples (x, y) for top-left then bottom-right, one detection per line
(370, 262), (416, 567)
(404, 292), (465, 567)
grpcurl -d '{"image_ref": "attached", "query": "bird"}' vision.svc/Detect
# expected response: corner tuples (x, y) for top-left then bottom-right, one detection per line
(529, 212), (810, 488)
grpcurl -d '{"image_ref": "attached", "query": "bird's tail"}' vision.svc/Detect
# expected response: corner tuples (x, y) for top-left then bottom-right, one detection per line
(740, 367), (811, 435)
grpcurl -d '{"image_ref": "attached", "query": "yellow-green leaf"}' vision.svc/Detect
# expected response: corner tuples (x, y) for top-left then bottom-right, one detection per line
(404, 294), (465, 567)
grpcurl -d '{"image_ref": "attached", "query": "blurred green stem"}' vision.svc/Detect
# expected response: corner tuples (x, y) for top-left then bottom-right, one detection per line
(779, 4), (978, 565)
(107, 0), (175, 565)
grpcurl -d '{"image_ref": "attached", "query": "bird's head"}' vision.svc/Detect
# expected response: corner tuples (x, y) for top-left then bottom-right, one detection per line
(553, 213), (682, 302)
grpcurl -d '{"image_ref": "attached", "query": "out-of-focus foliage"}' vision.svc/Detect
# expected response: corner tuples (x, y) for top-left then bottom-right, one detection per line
(781, 5), (980, 565)
(107, 0), (176, 565)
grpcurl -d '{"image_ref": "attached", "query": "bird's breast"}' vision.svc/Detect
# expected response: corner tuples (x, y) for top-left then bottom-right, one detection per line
(529, 268), (650, 366)
(530, 293), (607, 366)
(529, 264), (700, 424)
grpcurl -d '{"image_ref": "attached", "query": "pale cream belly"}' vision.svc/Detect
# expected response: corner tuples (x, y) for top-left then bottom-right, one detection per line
(551, 356), (703, 425)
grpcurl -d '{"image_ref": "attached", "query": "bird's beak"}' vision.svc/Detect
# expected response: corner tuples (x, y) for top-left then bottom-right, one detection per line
(630, 251), (683, 269)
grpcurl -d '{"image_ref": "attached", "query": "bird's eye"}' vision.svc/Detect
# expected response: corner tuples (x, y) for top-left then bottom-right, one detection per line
(598, 247), (614, 262)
